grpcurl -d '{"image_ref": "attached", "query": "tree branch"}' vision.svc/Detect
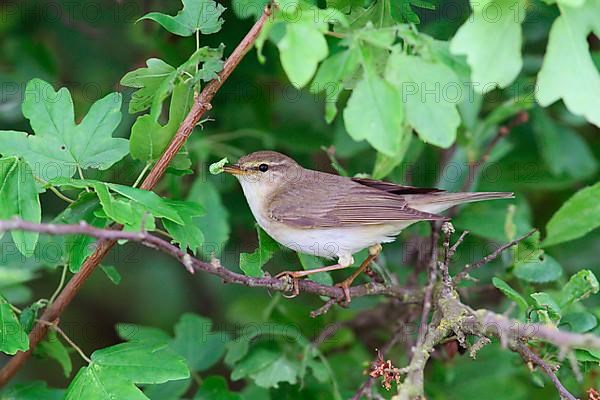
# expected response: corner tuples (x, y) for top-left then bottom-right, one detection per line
(396, 224), (600, 400)
(511, 343), (577, 400)
(453, 229), (537, 284)
(0, 218), (420, 304)
(0, 7), (273, 387)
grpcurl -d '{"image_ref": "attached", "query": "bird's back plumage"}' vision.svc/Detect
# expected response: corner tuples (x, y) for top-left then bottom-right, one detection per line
(267, 169), (513, 229)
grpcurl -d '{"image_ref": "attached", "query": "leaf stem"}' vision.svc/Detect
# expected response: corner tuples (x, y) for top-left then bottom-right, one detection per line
(37, 319), (92, 364)
(132, 162), (152, 188)
(49, 264), (68, 305)
(77, 166), (90, 192)
(34, 176), (75, 203)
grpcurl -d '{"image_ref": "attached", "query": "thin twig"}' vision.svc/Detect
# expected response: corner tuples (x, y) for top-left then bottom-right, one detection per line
(512, 343), (577, 400)
(453, 229), (537, 284)
(310, 299), (338, 318)
(0, 6), (274, 387)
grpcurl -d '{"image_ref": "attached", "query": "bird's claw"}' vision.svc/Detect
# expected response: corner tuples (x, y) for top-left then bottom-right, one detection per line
(275, 271), (301, 298)
(334, 281), (352, 305)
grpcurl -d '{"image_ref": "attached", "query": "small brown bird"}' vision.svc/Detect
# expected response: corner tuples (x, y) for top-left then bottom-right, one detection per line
(224, 151), (512, 302)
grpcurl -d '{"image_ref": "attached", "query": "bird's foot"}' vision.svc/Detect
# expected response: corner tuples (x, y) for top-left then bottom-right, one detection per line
(274, 271), (303, 298)
(334, 280), (352, 305)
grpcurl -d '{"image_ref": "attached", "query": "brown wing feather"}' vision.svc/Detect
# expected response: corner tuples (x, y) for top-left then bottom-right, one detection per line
(351, 177), (444, 194)
(268, 172), (445, 228)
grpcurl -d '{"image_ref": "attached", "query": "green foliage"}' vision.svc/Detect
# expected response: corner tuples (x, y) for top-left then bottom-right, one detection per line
(140, 0), (226, 37)
(0, 79), (128, 181)
(65, 341), (189, 399)
(0, 294), (29, 355)
(0, 157), (41, 257)
(543, 182), (600, 247)
(34, 330), (72, 377)
(450, 0), (525, 92)
(535, 0), (600, 126)
(194, 376), (241, 400)
(492, 277), (528, 313)
(240, 226), (279, 277)
(385, 53), (461, 148)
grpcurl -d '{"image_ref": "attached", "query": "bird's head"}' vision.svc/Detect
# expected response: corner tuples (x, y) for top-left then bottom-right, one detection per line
(223, 151), (304, 195)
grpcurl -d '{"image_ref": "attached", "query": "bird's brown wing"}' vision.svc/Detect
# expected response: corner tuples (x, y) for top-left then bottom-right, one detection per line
(351, 177), (444, 194)
(267, 172), (445, 228)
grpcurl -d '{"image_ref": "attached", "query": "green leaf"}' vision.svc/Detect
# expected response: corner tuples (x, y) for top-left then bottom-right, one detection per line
(297, 253), (333, 287)
(0, 294), (29, 355)
(54, 192), (104, 272)
(163, 200), (205, 255)
(249, 356), (298, 388)
(385, 53), (461, 148)
(530, 292), (561, 321)
(194, 376), (241, 400)
(0, 381), (64, 400)
(513, 253), (563, 283)
(558, 270), (599, 308)
(107, 184), (183, 224)
(65, 341), (189, 400)
(145, 378), (191, 400)
(560, 312), (598, 333)
(169, 313), (230, 371)
(121, 47), (223, 116)
(116, 324), (171, 344)
(536, 0), (600, 127)
(543, 182), (600, 247)
(531, 108), (597, 180)
(35, 330), (72, 377)
(140, 0), (225, 36)
(209, 158), (229, 175)
(188, 179), (229, 258)
(0, 79), (128, 180)
(129, 83), (194, 162)
(278, 23), (328, 89)
(343, 70), (404, 156)
(231, 348), (279, 381)
(0, 157), (41, 257)
(492, 277), (528, 313)
(19, 301), (45, 333)
(240, 227), (279, 277)
(100, 265), (122, 285)
(450, 0), (525, 93)
(121, 59), (177, 115)
(310, 47), (361, 123)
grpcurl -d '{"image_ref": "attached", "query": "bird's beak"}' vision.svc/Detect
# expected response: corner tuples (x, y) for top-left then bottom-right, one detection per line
(223, 164), (246, 175)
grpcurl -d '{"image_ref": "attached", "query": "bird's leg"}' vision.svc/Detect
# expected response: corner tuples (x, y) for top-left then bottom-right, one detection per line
(275, 263), (351, 298)
(335, 244), (382, 304)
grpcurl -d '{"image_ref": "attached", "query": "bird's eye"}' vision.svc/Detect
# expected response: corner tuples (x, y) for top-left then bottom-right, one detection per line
(258, 163), (269, 172)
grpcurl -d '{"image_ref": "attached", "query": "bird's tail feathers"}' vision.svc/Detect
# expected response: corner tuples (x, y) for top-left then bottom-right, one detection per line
(407, 192), (514, 214)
